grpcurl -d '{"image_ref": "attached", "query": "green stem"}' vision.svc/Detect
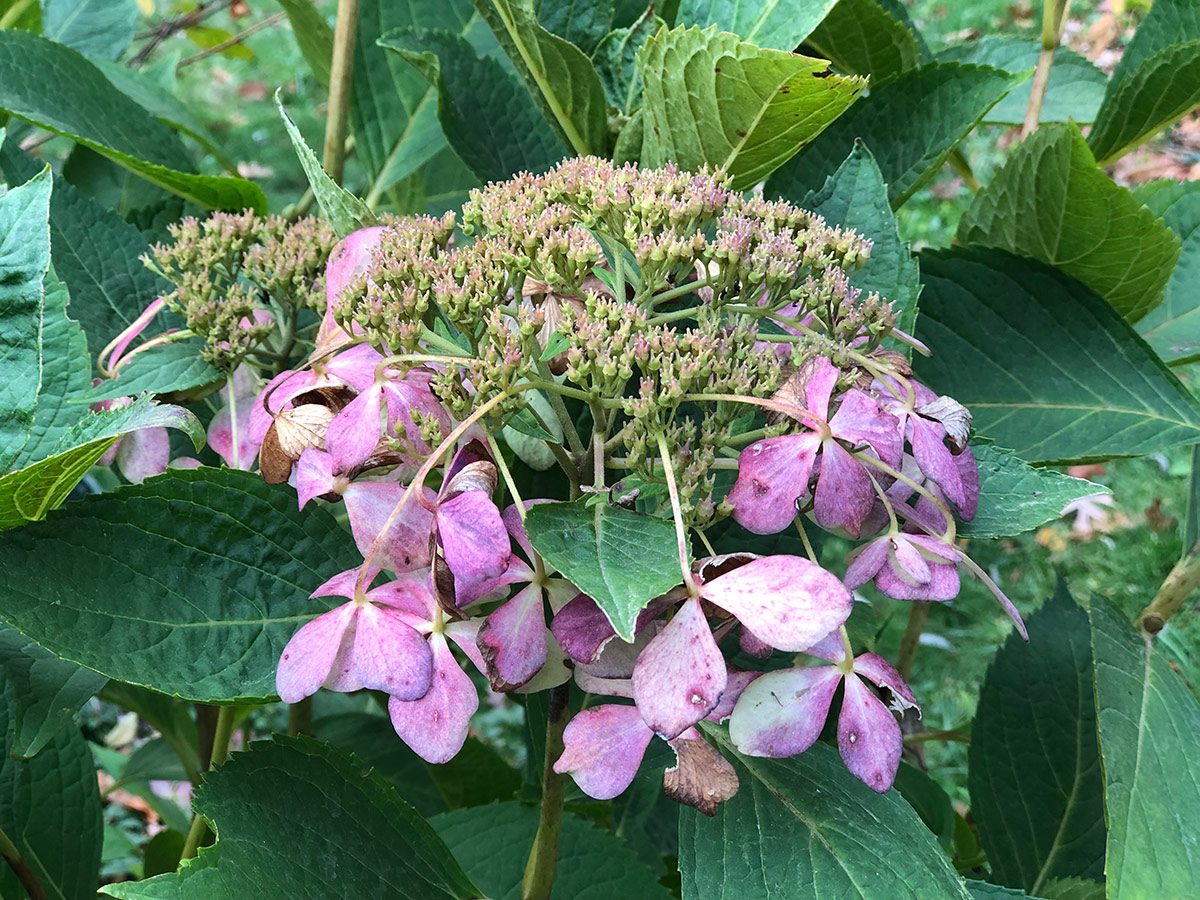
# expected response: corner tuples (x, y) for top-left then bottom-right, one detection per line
(903, 729), (969, 745)
(1023, 0), (1070, 138)
(0, 825), (48, 900)
(181, 706), (238, 861)
(897, 601), (931, 681)
(521, 683), (570, 900)
(641, 275), (715, 309)
(0, 0), (35, 29)
(946, 149), (982, 193)
(1139, 540), (1200, 634)
(322, 0), (360, 185)
(535, 360), (587, 455)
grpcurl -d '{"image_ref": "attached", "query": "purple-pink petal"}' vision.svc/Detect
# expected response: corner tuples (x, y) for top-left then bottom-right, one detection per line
(843, 537), (890, 590)
(345, 603), (434, 699)
(727, 434), (820, 535)
(553, 704), (654, 800)
(477, 583), (548, 690)
(706, 670), (762, 723)
(838, 674), (902, 793)
(388, 633), (478, 764)
(552, 594), (618, 665)
(295, 448), (338, 509)
(813, 441), (875, 539)
(874, 557), (960, 602)
(116, 427), (171, 483)
(324, 387), (384, 472)
(727, 665), (842, 757)
(276, 602), (356, 703)
(437, 491), (511, 584)
(343, 481), (435, 572)
(851, 652), (919, 712)
(829, 389), (902, 468)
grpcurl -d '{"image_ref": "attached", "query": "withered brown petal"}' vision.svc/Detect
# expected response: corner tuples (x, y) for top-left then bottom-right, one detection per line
(663, 739), (740, 817)
(443, 459), (499, 498)
(917, 395), (973, 453)
(693, 551), (760, 584)
(430, 541), (464, 619)
(275, 404), (335, 458)
(294, 385), (357, 413)
(259, 421), (294, 484)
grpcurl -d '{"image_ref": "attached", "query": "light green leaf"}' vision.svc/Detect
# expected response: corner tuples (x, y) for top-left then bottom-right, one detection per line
(383, 28), (568, 184)
(472, 0), (609, 157)
(185, 25), (255, 61)
(276, 0), (334, 86)
(961, 443), (1107, 539)
(638, 25), (865, 192)
(1090, 596), (1200, 899)
(968, 586), (1106, 894)
(0, 468), (358, 701)
(52, 393), (204, 455)
(681, 728), (973, 900)
(87, 341), (223, 403)
(276, 89), (377, 238)
(0, 623), (106, 759)
(1087, 0), (1200, 165)
(432, 800), (676, 900)
(535, 0), (614, 55)
(0, 165), (51, 475)
(770, 62), (1026, 208)
(42, 0), (139, 61)
(675, 0), (838, 50)
(100, 737), (480, 900)
(524, 498), (684, 640)
(0, 31), (265, 210)
(801, 140), (921, 345)
(592, 7), (662, 115)
(912, 247), (1200, 463)
(1134, 179), (1200, 364)
(957, 123), (1179, 323)
(805, 0), (924, 80)
(0, 666), (102, 900)
(937, 36), (1107, 126)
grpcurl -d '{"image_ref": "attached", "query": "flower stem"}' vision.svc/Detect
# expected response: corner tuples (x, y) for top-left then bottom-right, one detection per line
(181, 705), (238, 861)
(521, 683), (570, 900)
(322, 0), (360, 185)
(896, 601), (931, 681)
(1138, 539), (1200, 634)
(1023, 0), (1071, 138)
(0, 826), (48, 900)
(656, 432), (699, 596)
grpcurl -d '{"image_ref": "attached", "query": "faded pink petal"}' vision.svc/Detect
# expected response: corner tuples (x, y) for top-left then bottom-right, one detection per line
(343, 481), (435, 571)
(369, 569), (438, 619)
(830, 389), (902, 468)
(738, 625), (773, 658)
(728, 665), (842, 757)
(706, 670), (762, 723)
(838, 675), (902, 792)
(276, 602), (356, 703)
(852, 653), (919, 712)
(728, 434), (821, 534)
(553, 704), (654, 800)
(343, 603), (433, 699)
(631, 597), (727, 740)
(325, 387), (385, 472)
(169, 457), (202, 469)
(444, 618), (487, 673)
(700, 555), (852, 652)
(874, 555), (960, 601)
(116, 427), (171, 483)
(890, 537), (931, 585)
(954, 445), (980, 522)
(477, 583), (548, 690)
(295, 448), (338, 509)
(324, 342), (385, 393)
(552, 594), (618, 665)
(804, 357), (839, 421)
(437, 491), (511, 584)
(208, 394), (259, 470)
(383, 377), (449, 460)
(843, 537), (890, 590)
(388, 633), (478, 764)
(813, 441), (875, 538)
(319, 227), (385, 349)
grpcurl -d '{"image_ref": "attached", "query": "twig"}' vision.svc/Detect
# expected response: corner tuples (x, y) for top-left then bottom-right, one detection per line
(322, 0), (360, 185)
(521, 683), (570, 900)
(1023, 0), (1072, 138)
(175, 11), (287, 70)
(1139, 539), (1200, 634)
(0, 827), (48, 900)
(0, 0), (36, 30)
(896, 601), (931, 681)
(129, 0), (235, 68)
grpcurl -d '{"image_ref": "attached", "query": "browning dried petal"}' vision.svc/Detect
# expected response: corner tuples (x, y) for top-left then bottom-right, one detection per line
(916, 395), (972, 453)
(663, 739), (740, 816)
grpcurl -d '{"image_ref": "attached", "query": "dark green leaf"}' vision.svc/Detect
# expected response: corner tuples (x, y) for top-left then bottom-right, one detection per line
(592, 7), (662, 115)
(957, 123), (1179, 323)
(276, 0), (334, 86)
(87, 341), (222, 403)
(769, 62), (1025, 208)
(383, 28), (568, 184)
(0, 31), (265, 210)
(805, 0), (924, 80)
(427, 736), (523, 809)
(0, 165), (51, 474)
(505, 404), (558, 443)
(937, 36), (1107, 126)
(100, 681), (200, 783)
(277, 90), (376, 238)
(965, 884), (1042, 899)
(638, 24), (865, 192)
(681, 729), (973, 900)
(432, 799), (676, 900)
(1134, 180), (1200, 364)
(1090, 596), (1200, 898)
(912, 247), (1200, 463)
(961, 443), (1107, 539)
(1087, 0), (1200, 165)
(109, 738), (192, 791)
(675, 0), (838, 50)
(472, 0), (610, 157)
(0, 468), (358, 702)
(968, 585), (1105, 893)
(893, 761), (955, 851)
(525, 498), (684, 640)
(539, 330), (571, 360)
(42, 0), (139, 61)
(802, 140), (921, 344)
(0, 622), (105, 759)
(1038, 877), (1104, 900)
(535, 0), (614, 54)
(0, 665), (102, 900)
(100, 737), (480, 900)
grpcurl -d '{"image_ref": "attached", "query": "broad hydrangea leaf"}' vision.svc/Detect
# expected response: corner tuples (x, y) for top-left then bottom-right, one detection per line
(675, 0), (839, 51)
(1133, 179), (1200, 364)
(42, 0), (139, 61)
(535, 0), (614, 55)
(805, 0), (925, 80)
(638, 24), (866, 192)
(957, 123), (1179, 323)
(277, 0), (334, 86)
(87, 341), (222, 403)
(592, 8), (662, 115)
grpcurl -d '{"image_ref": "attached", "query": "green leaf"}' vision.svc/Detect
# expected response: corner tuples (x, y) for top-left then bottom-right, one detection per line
(911, 247), (1200, 463)
(0, 165), (51, 475)
(276, 0), (334, 86)
(42, 0), (139, 61)
(804, 0), (924, 80)
(0, 623), (106, 759)
(1133, 180), (1200, 364)
(1089, 596), (1200, 899)
(524, 498), (684, 641)
(0, 667), (102, 900)
(961, 443), (1108, 539)
(937, 36), (1107, 126)
(681, 729), (973, 900)
(592, 7), (662, 115)
(638, 25), (866, 192)
(1039, 877), (1105, 900)
(101, 681), (200, 784)
(801, 139), (921, 344)
(892, 761), (955, 851)
(957, 123), (1179, 323)
(675, 0), (838, 51)
(185, 25), (255, 60)
(87, 341), (223, 403)
(277, 90), (376, 239)
(1087, 0), (1200, 165)
(52, 393), (204, 454)
(0, 31), (265, 211)
(383, 28), (568, 184)
(432, 799), (676, 900)
(0, 142), (172, 352)
(965, 884), (1043, 899)
(100, 737), (480, 900)
(0, 468), (358, 702)
(769, 62), (1025, 208)
(968, 585), (1106, 893)
(535, 0), (614, 55)
(472, 0), (610, 157)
